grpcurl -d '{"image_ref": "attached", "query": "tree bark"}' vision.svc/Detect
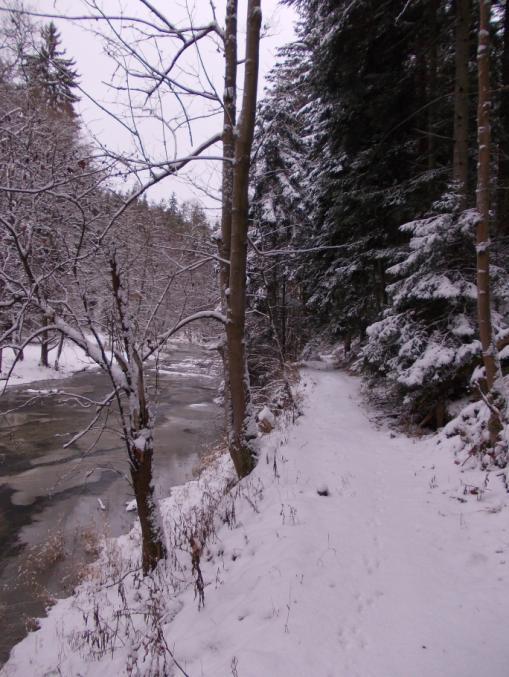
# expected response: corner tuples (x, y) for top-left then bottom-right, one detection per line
(427, 0), (439, 172)
(129, 362), (166, 574)
(496, 0), (509, 235)
(225, 0), (262, 478)
(221, 0), (237, 293)
(110, 257), (166, 573)
(415, 34), (428, 167)
(219, 0), (238, 437)
(130, 439), (165, 575)
(453, 0), (470, 207)
(54, 333), (64, 370)
(40, 315), (49, 367)
(476, 0), (503, 443)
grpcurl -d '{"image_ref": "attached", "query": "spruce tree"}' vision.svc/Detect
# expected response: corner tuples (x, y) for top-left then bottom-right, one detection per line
(23, 21), (79, 116)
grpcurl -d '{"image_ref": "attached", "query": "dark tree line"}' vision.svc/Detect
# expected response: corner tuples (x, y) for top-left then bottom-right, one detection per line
(248, 0), (509, 448)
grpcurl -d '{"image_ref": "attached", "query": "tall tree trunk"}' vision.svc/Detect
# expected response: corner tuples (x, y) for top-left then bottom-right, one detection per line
(453, 0), (470, 207)
(496, 0), (509, 235)
(219, 0), (238, 438)
(476, 0), (503, 442)
(226, 0), (262, 478)
(415, 36), (428, 167)
(281, 277), (287, 358)
(427, 0), (439, 172)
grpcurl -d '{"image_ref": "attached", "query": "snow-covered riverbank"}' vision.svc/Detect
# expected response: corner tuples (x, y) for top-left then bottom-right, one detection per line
(0, 343), (96, 388)
(0, 336), (200, 389)
(3, 368), (509, 676)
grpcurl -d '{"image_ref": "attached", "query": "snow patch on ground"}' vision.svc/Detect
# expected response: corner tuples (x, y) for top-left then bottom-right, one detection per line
(1, 343), (96, 388)
(3, 370), (509, 676)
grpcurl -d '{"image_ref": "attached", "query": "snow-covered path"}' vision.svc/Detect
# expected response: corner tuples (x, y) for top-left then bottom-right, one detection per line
(3, 369), (509, 676)
(169, 369), (509, 677)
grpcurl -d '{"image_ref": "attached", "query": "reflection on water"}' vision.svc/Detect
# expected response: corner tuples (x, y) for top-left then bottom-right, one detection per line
(0, 344), (222, 666)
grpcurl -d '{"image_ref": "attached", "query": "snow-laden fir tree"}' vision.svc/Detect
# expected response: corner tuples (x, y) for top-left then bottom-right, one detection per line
(363, 192), (509, 428)
(283, 0), (455, 345)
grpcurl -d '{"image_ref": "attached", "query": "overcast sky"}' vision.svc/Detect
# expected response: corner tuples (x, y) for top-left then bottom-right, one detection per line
(25, 0), (298, 212)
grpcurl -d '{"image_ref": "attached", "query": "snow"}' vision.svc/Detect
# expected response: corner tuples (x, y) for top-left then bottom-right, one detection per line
(500, 344), (509, 361)
(133, 428), (151, 452)
(257, 405), (275, 426)
(125, 499), (137, 512)
(0, 342), (96, 388)
(3, 369), (509, 676)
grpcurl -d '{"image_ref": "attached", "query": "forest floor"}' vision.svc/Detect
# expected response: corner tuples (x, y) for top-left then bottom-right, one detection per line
(3, 367), (509, 676)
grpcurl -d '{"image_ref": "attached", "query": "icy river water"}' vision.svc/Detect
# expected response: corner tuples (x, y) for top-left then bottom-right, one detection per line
(0, 343), (222, 665)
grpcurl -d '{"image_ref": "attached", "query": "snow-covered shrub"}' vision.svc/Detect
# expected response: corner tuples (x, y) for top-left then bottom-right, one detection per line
(441, 376), (509, 467)
(363, 198), (509, 427)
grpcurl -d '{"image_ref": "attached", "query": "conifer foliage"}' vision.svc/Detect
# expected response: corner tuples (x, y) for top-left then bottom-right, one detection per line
(249, 0), (509, 441)
(23, 21), (79, 115)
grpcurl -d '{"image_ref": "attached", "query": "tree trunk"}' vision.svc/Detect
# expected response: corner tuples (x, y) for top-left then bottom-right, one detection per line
(226, 0), (262, 478)
(129, 362), (166, 574)
(476, 0), (503, 442)
(427, 0), (439, 172)
(453, 0), (470, 207)
(130, 440), (165, 575)
(281, 277), (287, 358)
(40, 316), (49, 367)
(110, 254), (166, 573)
(54, 333), (64, 371)
(415, 35), (428, 167)
(496, 0), (509, 235)
(219, 0), (238, 440)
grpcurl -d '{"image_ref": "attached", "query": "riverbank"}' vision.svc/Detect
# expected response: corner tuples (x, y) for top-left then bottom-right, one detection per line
(1, 336), (209, 389)
(3, 368), (509, 676)
(1, 342), (96, 389)
(0, 342), (222, 667)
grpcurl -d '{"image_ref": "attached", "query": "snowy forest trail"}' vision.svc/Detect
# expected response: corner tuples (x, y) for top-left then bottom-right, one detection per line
(3, 368), (509, 677)
(169, 368), (509, 677)
(288, 369), (509, 677)
(293, 369), (509, 676)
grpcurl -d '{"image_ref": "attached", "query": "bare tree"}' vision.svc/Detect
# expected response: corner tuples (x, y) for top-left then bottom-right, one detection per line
(0, 76), (226, 573)
(71, 0), (264, 479)
(1, 0), (266, 572)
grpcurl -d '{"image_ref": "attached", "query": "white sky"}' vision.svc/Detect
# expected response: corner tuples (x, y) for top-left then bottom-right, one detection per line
(25, 0), (298, 213)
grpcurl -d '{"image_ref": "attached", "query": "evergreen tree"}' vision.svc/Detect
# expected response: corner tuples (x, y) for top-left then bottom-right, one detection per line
(249, 42), (311, 361)
(363, 193), (509, 426)
(23, 21), (79, 115)
(280, 0), (458, 343)
(248, 0), (508, 438)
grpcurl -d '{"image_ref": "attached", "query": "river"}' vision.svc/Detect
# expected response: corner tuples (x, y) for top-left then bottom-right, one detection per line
(0, 343), (222, 666)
